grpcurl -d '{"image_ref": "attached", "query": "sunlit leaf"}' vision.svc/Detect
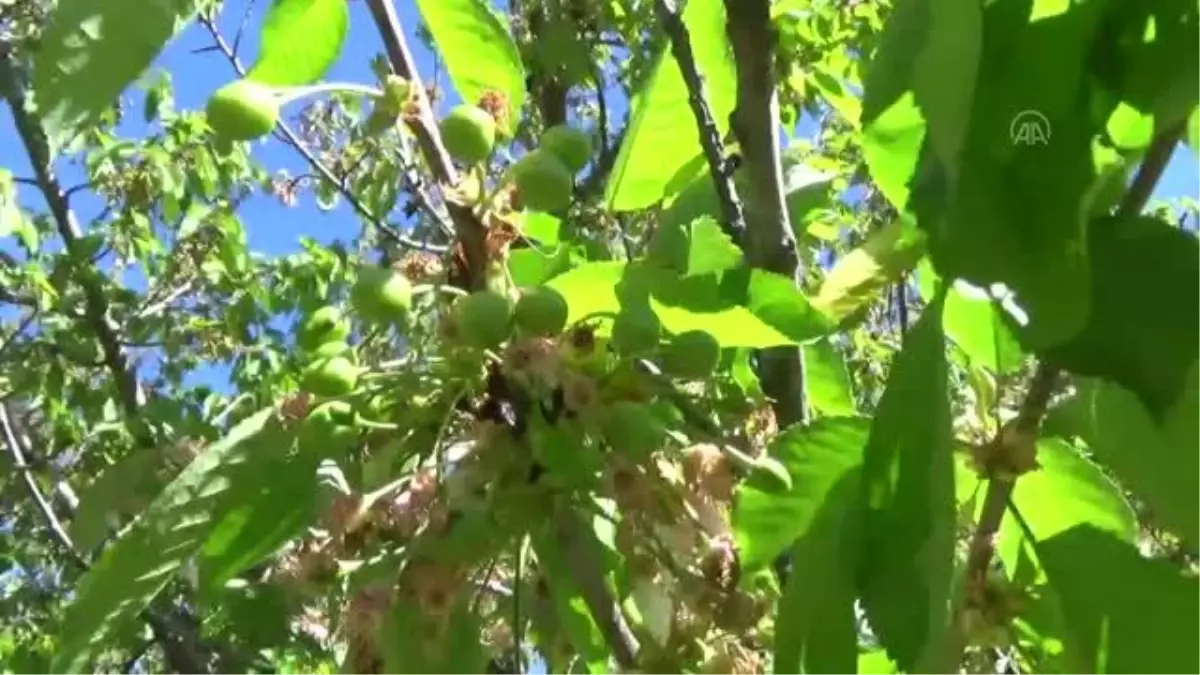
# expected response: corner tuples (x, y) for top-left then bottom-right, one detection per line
(52, 408), (279, 673)
(246, 0), (349, 86)
(606, 0), (735, 210)
(33, 0), (200, 148)
(803, 338), (858, 416)
(415, 0), (526, 131)
(997, 438), (1138, 582)
(813, 216), (927, 325)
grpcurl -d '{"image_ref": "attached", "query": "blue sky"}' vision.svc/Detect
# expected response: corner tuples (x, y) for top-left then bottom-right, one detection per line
(1, 0), (1197, 395)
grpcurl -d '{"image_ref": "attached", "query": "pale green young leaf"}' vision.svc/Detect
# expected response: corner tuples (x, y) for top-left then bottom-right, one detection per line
(546, 262), (800, 348)
(813, 216), (927, 326)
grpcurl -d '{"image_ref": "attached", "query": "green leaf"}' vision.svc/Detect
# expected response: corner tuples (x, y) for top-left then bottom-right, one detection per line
(1043, 215), (1199, 418)
(732, 418), (869, 674)
(915, 259), (1025, 374)
(605, 0), (735, 210)
(856, 289), (956, 672)
(546, 262), (798, 348)
(415, 0), (526, 131)
(813, 216), (927, 325)
(1057, 364), (1199, 549)
(734, 417), (871, 572)
(246, 0), (349, 86)
(67, 447), (163, 553)
(1037, 525), (1199, 674)
(1188, 106), (1200, 159)
(942, 285), (1024, 375)
(910, 0), (982, 182)
(32, 0), (199, 147)
(745, 269), (837, 344)
(683, 216), (743, 277)
(52, 408), (278, 673)
(998, 439), (1137, 582)
(530, 528), (613, 674)
(508, 245), (574, 287)
(382, 598), (487, 673)
(197, 448), (322, 594)
(905, 0), (1118, 348)
(803, 338), (858, 417)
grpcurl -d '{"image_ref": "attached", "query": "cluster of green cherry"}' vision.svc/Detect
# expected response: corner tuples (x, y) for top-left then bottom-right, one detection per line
(203, 74), (594, 215)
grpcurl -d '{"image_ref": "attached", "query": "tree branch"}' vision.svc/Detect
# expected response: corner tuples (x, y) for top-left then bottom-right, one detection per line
(363, 0), (493, 290)
(655, 0), (746, 243)
(722, 0), (808, 428)
(6, 68), (148, 430)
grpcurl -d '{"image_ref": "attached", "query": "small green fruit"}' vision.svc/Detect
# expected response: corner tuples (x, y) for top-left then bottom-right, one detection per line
(301, 400), (358, 454)
(511, 149), (573, 213)
(514, 287), (569, 337)
(382, 75), (411, 110)
(351, 266), (413, 326)
(660, 330), (720, 379)
(298, 306), (350, 353)
(454, 290), (514, 350)
(440, 104), (497, 166)
(205, 80), (280, 141)
(601, 401), (667, 459)
(310, 340), (352, 359)
(611, 309), (662, 356)
(300, 356), (360, 397)
(539, 124), (592, 173)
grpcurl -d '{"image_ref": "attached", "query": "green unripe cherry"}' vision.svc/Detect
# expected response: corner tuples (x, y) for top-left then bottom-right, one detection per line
(301, 400), (358, 455)
(454, 290), (514, 351)
(514, 286), (569, 337)
(511, 149), (574, 213)
(310, 340), (352, 359)
(351, 266), (413, 326)
(205, 80), (280, 141)
(660, 330), (720, 379)
(298, 306), (350, 353)
(611, 309), (662, 356)
(601, 401), (667, 459)
(539, 124), (593, 174)
(300, 356), (360, 398)
(440, 104), (497, 166)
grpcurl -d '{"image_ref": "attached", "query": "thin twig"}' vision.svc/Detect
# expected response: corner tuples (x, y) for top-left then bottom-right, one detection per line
(197, 14), (449, 254)
(654, 0), (746, 243)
